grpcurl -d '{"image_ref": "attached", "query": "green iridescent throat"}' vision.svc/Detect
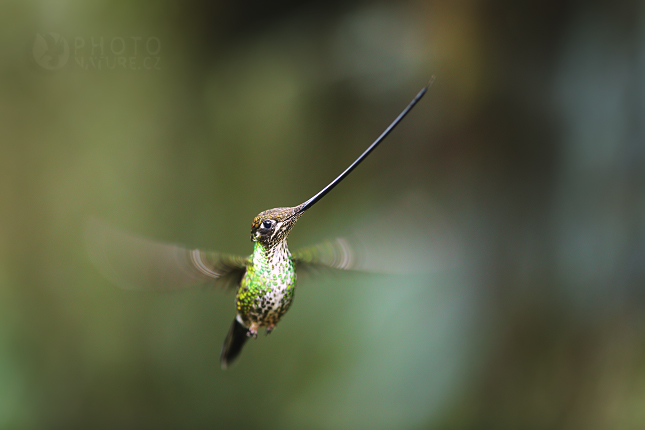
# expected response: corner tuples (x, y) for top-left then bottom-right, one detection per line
(236, 240), (296, 329)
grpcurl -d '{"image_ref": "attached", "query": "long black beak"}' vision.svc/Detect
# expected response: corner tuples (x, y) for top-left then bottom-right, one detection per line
(292, 77), (434, 217)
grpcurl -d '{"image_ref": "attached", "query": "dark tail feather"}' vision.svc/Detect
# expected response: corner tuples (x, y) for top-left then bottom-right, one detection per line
(220, 319), (249, 369)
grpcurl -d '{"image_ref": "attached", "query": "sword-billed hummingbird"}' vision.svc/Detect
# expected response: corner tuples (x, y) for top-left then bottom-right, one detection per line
(88, 79), (433, 369)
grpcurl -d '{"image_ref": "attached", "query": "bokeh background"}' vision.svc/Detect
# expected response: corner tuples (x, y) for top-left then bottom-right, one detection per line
(2, 0), (645, 429)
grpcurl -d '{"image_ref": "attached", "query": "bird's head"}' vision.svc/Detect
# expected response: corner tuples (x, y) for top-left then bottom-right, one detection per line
(250, 204), (306, 247)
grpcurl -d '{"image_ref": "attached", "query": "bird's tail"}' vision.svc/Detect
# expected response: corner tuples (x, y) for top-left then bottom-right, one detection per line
(220, 318), (249, 369)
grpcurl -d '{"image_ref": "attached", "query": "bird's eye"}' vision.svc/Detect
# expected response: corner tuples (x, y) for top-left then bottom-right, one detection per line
(262, 220), (273, 229)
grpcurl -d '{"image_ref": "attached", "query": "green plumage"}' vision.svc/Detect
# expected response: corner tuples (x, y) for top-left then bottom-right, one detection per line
(236, 240), (296, 335)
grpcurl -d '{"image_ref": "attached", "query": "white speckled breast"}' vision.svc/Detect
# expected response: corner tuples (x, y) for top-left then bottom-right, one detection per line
(237, 240), (297, 327)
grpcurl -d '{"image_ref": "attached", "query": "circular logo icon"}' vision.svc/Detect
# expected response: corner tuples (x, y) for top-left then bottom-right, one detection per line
(32, 33), (69, 71)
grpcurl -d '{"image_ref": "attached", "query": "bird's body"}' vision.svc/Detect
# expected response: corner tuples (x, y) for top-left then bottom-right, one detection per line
(219, 205), (305, 365)
(237, 234), (296, 335)
(89, 80), (433, 369)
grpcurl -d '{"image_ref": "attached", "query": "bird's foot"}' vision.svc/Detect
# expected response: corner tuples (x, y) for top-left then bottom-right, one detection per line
(247, 322), (258, 339)
(265, 324), (276, 336)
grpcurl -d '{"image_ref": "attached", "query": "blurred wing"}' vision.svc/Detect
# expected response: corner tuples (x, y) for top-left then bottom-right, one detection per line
(293, 190), (464, 279)
(86, 220), (248, 291)
(292, 238), (358, 279)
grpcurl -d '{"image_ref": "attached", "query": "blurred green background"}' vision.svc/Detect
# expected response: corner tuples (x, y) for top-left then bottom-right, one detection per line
(2, 0), (645, 429)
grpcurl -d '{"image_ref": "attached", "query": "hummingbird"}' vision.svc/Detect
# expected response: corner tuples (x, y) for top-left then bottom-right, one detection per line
(88, 79), (432, 369)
